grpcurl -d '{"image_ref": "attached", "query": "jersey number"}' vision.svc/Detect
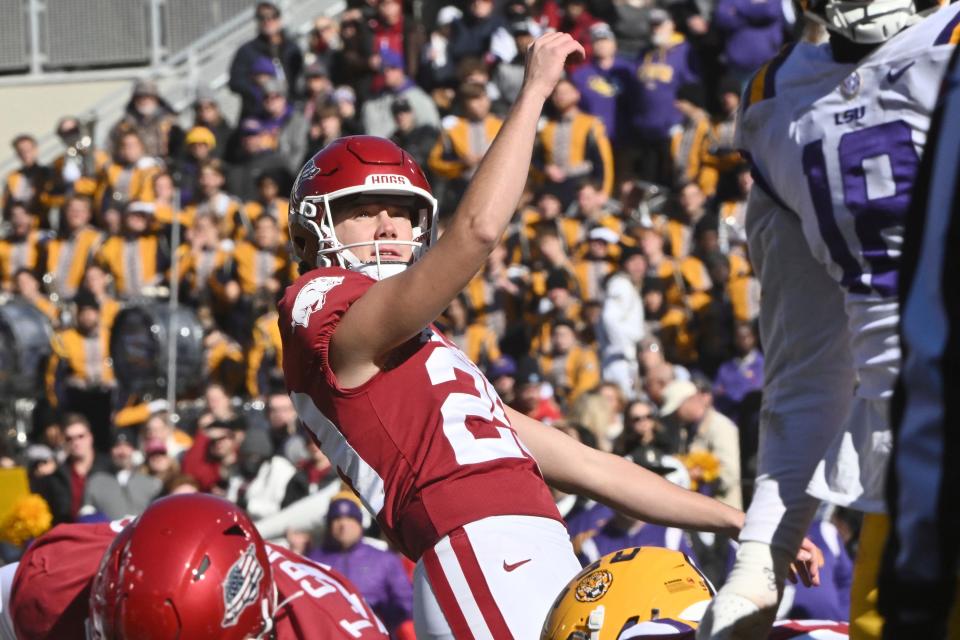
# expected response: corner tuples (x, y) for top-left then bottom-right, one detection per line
(425, 343), (528, 465)
(801, 120), (919, 296)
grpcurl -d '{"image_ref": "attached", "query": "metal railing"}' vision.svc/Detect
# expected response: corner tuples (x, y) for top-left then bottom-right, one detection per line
(0, 0), (344, 176)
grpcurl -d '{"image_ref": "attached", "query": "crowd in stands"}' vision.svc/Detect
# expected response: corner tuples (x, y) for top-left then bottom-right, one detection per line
(0, 0), (856, 633)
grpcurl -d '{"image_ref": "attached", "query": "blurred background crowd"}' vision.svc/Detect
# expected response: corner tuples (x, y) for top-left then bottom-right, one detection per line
(0, 0), (855, 635)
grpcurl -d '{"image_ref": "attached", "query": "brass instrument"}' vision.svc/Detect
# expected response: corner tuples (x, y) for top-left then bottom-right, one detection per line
(63, 113), (98, 177)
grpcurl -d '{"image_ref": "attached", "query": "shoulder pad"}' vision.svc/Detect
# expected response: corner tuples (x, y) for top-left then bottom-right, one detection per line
(742, 43), (797, 113)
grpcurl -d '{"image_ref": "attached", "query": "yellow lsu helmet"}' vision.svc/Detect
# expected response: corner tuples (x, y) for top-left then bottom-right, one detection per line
(541, 547), (715, 640)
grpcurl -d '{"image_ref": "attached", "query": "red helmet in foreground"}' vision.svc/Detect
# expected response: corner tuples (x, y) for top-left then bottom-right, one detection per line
(88, 494), (274, 640)
(289, 135), (439, 280)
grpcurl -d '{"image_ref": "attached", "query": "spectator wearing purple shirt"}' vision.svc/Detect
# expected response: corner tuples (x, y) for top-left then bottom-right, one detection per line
(712, 321), (764, 425)
(570, 23), (636, 151)
(783, 517), (853, 621)
(712, 0), (784, 83)
(309, 494), (414, 635)
(628, 9), (701, 186)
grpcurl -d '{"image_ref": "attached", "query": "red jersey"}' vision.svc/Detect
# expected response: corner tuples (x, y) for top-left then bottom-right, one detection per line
(7, 520), (387, 640)
(278, 267), (561, 560)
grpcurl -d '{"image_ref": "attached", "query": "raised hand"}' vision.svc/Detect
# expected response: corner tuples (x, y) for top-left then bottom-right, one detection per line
(521, 32), (585, 101)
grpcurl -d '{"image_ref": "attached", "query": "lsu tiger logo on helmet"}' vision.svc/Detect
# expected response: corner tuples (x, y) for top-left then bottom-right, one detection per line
(541, 547), (714, 640)
(575, 569), (614, 603)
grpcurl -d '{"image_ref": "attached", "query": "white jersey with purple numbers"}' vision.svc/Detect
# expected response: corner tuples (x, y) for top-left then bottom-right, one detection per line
(737, 5), (960, 399)
(735, 5), (960, 514)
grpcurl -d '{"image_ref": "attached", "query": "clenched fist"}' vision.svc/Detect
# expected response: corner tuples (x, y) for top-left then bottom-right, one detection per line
(521, 32), (585, 101)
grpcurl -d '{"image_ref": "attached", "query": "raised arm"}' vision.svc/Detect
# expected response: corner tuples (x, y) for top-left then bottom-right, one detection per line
(332, 34), (585, 371)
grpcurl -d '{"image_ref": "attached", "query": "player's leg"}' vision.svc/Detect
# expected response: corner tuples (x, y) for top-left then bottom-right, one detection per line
(413, 515), (582, 639)
(698, 185), (858, 640)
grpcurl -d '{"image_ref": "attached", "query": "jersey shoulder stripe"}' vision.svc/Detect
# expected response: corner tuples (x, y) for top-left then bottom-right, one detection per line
(935, 5), (960, 45)
(744, 43), (797, 112)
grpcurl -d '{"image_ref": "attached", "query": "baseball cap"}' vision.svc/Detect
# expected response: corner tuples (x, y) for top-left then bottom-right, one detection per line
(112, 430), (138, 448)
(620, 244), (645, 266)
(262, 77), (287, 97)
(24, 444), (54, 465)
(251, 57), (277, 76)
(333, 85), (356, 104)
(185, 126), (216, 148)
(649, 7), (671, 25)
(588, 226), (620, 244)
(380, 49), (405, 70)
(126, 201), (156, 216)
(73, 287), (100, 311)
(327, 493), (364, 524)
(658, 379), (698, 416)
(132, 79), (159, 98)
(515, 357), (544, 387)
(437, 5), (463, 26)
(509, 19), (534, 36)
(390, 97), (413, 115)
(487, 355), (517, 380)
(545, 268), (572, 291)
(239, 118), (264, 136)
(304, 61), (329, 78)
(194, 86), (217, 105)
(590, 22), (616, 43)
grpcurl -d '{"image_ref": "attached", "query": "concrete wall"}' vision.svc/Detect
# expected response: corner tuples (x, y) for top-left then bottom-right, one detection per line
(0, 78), (132, 156)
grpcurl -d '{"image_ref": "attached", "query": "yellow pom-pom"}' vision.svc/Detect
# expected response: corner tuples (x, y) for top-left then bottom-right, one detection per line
(0, 494), (53, 547)
(679, 450), (722, 491)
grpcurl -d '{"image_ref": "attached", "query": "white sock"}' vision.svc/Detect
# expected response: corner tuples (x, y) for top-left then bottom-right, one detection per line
(695, 541), (793, 639)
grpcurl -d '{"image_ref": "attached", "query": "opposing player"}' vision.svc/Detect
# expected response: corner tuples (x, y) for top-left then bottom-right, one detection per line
(279, 33), (821, 639)
(879, 43), (960, 638)
(0, 494), (387, 639)
(541, 546), (849, 640)
(697, 1), (960, 638)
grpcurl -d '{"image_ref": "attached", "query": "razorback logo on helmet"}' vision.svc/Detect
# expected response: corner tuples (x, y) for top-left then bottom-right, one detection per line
(365, 174), (410, 186)
(291, 276), (344, 329)
(221, 544), (264, 628)
(575, 569), (613, 602)
(294, 161), (322, 201)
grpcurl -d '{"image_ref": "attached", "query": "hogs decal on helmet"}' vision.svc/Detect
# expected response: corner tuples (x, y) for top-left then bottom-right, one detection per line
(289, 136), (438, 281)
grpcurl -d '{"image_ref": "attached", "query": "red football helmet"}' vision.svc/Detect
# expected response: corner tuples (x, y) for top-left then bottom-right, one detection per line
(289, 135), (438, 280)
(88, 494), (275, 640)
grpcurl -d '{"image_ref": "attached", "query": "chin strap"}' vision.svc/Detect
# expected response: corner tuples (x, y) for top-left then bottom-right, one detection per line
(255, 585), (306, 639)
